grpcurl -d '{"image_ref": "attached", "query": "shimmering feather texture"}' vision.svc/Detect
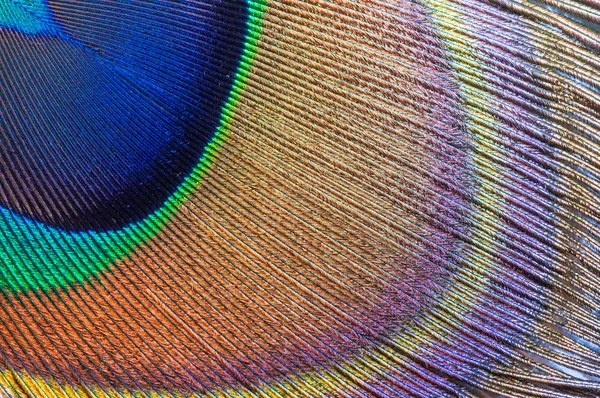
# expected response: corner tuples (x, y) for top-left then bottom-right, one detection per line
(0, 0), (599, 396)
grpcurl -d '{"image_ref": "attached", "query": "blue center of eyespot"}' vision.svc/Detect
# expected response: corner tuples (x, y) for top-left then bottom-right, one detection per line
(0, 0), (249, 231)
(0, 0), (58, 34)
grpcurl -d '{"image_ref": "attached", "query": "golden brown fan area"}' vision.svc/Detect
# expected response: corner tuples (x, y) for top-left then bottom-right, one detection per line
(0, 0), (470, 393)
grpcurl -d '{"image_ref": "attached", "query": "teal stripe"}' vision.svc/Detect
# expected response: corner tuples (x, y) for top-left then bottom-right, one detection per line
(0, 0), (58, 35)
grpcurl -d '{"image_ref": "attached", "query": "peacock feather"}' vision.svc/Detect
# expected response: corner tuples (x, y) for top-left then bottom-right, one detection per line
(0, 0), (599, 396)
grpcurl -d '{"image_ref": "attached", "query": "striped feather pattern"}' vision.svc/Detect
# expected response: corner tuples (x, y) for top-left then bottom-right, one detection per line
(0, 0), (599, 396)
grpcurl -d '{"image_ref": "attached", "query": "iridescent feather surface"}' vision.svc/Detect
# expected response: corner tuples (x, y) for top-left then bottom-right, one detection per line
(0, 0), (599, 396)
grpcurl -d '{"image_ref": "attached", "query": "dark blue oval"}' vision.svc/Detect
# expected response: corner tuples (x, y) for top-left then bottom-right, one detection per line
(0, 0), (248, 231)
